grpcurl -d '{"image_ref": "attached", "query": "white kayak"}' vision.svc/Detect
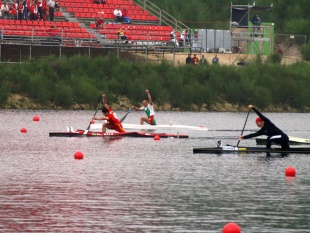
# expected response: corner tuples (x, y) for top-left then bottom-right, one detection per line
(90, 123), (208, 131)
(288, 136), (310, 144)
(256, 136), (310, 145)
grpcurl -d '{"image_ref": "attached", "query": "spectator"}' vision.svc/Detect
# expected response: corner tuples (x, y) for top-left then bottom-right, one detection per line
(54, 1), (60, 11)
(95, 0), (106, 4)
(17, 0), (24, 21)
(113, 6), (123, 23)
(37, 0), (43, 20)
(41, 0), (47, 20)
(124, 28), (134, 44)
(29, 0), (39, 20)
(27, 0), (31, 18)
(46, 24), (62, 43)
(170, 29), (179, 47)
(187, 28), (192, 46)
(251, 14), (262, 30)
(192, 54), (199, 65)
(96, 16), (104, 29)
(199, 54), (208, 66)
(117, 28), (128, 44)
(75, 39), (82, 47)
(47, 0), (55, 21)
(251, 14), (262, 37)
(122, 6), (131, 24)
(1, 2), (10, 19)
(180, 29), (186, 47)
(22, 0), (27, 20)
(11, 0), (18, 20)
(185, 53), (192, 65)
(212, 54), (219, 64)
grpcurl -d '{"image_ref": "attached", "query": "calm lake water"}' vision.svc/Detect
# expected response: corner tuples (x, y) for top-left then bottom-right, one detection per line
(0, 109), (310, 232)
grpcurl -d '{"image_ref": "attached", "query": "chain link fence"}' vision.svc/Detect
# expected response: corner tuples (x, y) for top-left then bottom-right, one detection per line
(0, 40), (201, 65)
(274, 34), (308, 57)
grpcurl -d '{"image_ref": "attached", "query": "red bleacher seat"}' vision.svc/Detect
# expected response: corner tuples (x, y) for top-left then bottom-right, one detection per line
(0, 0), (165, 43)
(106, 34), (118, 39)
(55, 11), (63, 16)
(150, 15), (158, 21)
(142, 10), (148, 15)
(135, 15), (142, 20)
(85, 13), (93, 18)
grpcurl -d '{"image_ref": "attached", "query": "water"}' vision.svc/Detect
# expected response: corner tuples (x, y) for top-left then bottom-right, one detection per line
(0, 109), (310, 232)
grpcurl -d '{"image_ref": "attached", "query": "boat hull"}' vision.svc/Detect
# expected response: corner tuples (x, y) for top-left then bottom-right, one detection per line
(49, 130), (189, 138)
(193, 146), (310, 154)
(256, 136), (310, 145)
(90, 123), (208, 131)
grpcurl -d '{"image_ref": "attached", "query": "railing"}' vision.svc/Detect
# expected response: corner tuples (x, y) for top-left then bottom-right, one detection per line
(0, 29), (97, 46)
(133, 0), (189, 32)
(0, 32), (203, 65)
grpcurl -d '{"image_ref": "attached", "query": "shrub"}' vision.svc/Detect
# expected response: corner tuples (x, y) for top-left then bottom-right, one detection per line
(25, 74), (53, 103)
(1, 55), (310, 111)
(0, 82), (11, 105)
(54, 82), (73, 107)
(300, 43), (310, 61)
(267, 53), (282, 64)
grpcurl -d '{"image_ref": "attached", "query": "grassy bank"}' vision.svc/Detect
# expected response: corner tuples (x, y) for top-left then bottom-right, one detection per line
(0, 55), (309, 111)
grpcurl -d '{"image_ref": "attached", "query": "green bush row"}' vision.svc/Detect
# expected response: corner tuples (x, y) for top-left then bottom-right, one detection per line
(0, 55), (309, 110)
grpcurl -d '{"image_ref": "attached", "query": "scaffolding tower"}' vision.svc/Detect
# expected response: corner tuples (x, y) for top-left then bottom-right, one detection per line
(230, 2), (274, 65)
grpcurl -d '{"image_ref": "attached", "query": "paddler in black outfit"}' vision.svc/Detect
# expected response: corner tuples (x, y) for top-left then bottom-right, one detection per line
(239, 105), (290, 149)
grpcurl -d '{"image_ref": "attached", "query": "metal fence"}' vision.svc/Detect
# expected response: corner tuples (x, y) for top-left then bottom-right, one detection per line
(274, 34), (307, 56)
(0, 40), (201, 65)
(1, 32), (307, 64)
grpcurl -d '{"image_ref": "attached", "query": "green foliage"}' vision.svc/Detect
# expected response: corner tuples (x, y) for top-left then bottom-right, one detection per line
(284, 19), (310, 37)
(0, 82), (11, 105)
(54, 82), (73, 107)
(24, 74), (53, 103)
(150, 0), (310, 34)
(252, 87), (272, 108)
(267, 53), (282, 64)
(300, 44), (310, 61)
(73, 79), (100, 104)
(1, 55), (310, 110)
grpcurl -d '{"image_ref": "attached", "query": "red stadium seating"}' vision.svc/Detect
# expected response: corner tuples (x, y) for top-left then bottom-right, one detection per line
(0, 0), (162, 44)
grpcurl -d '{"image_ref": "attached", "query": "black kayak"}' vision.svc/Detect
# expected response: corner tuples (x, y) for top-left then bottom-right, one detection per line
(193, 145), (310, 154)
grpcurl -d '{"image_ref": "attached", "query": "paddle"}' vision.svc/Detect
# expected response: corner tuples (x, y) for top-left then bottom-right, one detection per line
(119, 92), (146, 123)
(236, 109), (251, 146)
(85, 97), (103, 132)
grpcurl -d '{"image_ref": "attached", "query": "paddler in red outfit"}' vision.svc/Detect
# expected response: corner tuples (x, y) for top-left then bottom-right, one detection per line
(92, 94), (125, 133)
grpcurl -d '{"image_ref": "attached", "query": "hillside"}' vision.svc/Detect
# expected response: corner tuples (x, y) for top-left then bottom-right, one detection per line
(152, 0), (310, 37)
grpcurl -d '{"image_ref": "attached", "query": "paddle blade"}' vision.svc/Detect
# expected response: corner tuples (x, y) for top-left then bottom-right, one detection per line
(120, 109), (131, 123)
(86, 124), (91, 131)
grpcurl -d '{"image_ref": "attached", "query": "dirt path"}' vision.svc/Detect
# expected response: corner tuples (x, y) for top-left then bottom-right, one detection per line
(157, 52), (302, 66)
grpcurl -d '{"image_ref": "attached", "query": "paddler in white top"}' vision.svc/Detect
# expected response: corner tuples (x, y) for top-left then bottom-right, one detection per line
(132, 89), (157, 125)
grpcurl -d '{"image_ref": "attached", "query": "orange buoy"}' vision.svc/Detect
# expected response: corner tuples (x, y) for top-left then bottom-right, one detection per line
(74, 151), (84, 160)
(222, 222), (241, 233)
(21, 128), (27, 133)
(285, 166), (296, 177)
(154, 135), (160, 140)
(33, 115), (40, 121)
